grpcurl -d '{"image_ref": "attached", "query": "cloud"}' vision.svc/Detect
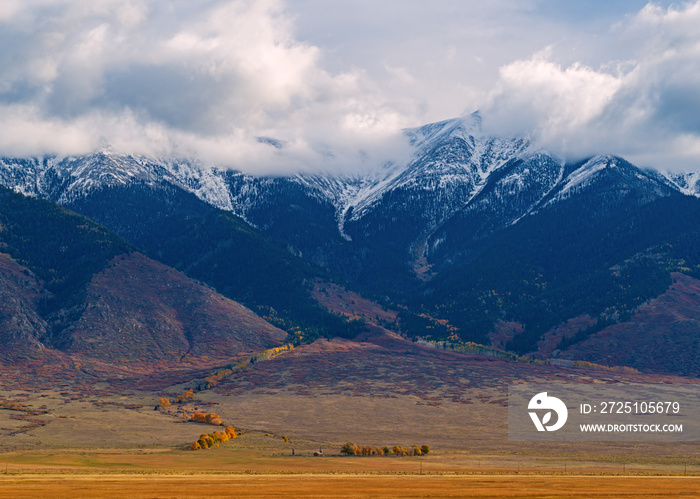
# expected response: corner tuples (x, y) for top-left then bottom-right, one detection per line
(482, 50), (623, 142)
(0, 0), (414, 173)
(481, 1), (700, 171)
(1, 1), (698, 174)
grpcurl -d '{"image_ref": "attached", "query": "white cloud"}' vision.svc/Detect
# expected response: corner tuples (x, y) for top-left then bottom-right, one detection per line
(0, 0), (414, 173)
(482, 1), (700, 171)
(483, 50), (623, 141)
(1, 0), (698, 173)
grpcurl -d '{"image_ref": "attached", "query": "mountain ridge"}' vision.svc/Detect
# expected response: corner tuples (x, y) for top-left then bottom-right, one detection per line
(0, 186), (287, 366)
(3, 117), (700, 374)
(2, 116), (699, 245)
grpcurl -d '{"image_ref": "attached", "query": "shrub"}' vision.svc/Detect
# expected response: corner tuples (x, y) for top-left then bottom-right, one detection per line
(175, 389), (196, 403)
(213, 431), (229, 442)
(190, 412), (207, 423)
(339, 442), (430, 457)
(190, 426), (240, 451)
(205, 413), (223, 426)
(340, 442), (356, 455)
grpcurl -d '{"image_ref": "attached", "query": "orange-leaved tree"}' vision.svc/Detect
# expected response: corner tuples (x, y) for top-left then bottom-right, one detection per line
(190, 411), (207, 423)
(205, 413), (223, 426)
(341, 442), (357, 455)
(175, 389), (196, 403)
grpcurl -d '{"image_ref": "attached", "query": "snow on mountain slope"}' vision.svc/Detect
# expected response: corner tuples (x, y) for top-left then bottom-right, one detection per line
(536, 155), (676, 210)
(664, 171), (700, 197)
(554, 155), (612, 200)
(1, 115), (698, 255)
(0, 157), (48, 198)
(341, 114), (530, 220)
(0, 151), (237, 212)
(157, 159), (235, 212)
(424, 151), (564, 259)
(289, 114), (531, 242)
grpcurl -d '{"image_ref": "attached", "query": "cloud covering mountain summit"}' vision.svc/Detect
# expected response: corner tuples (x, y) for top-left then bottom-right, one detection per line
(0, 1), (699, 173)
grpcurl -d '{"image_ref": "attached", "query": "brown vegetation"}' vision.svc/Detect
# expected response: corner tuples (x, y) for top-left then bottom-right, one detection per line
(312, 279), (398, 326)
(202, 344), (294, 389)
(174, 389), (195, 404)
(0, 252), (288, 366)
(3, 475), (700, 499)
(561, 273), (700, 374)
(189, 412), (223, 426)
(191, 426), (238, 450)
(340, 442), (430, 456)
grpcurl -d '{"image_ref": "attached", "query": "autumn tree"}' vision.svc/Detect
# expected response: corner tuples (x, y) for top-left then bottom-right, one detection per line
(204, 374), (222, 389)
(341, 442), (357, 455)
(190, 412), (207, 423)
(339, 442), (430, 457)
(200, 433), (215, 447)
(175, 389), (196, 403)
(190, 427), (239, 451)
(205, 413), (223, 426)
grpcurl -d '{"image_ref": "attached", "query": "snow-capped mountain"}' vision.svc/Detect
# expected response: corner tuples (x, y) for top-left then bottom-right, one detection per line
(0, 113), (697, 277)
(4, 115), (700, 372)
(425, 153), (681, 266)
(667, 171), (700, 197)
(0, 152), (235, 210)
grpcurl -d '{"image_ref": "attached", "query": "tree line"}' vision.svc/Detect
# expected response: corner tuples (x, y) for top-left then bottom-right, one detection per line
(340, 442), (430, 456)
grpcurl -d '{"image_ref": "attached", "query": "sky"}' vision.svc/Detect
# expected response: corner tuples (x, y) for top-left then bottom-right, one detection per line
(0, 0), (698, 173)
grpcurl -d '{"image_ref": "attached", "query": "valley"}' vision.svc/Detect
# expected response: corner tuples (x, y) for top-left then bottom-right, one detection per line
(1, 329), (698, 456)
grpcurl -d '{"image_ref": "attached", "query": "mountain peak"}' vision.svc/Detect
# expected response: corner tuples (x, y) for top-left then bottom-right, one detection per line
(404, 113), (482, 149)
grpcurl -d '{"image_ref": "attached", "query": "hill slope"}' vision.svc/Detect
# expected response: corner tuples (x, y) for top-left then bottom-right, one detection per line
(0, 186), (286, 364)
(65, 252), (286, 364)
(4, 117), (700, 374)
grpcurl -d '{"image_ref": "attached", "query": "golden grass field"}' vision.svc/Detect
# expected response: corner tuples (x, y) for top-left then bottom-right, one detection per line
(1, 436), (699, 497)
(2, 335), (700, 497)
(2, 474), (700, 499)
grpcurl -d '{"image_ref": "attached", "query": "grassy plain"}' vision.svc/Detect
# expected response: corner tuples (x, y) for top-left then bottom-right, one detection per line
(2, 333), (700, 496)
(2, 474), (700, 499)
